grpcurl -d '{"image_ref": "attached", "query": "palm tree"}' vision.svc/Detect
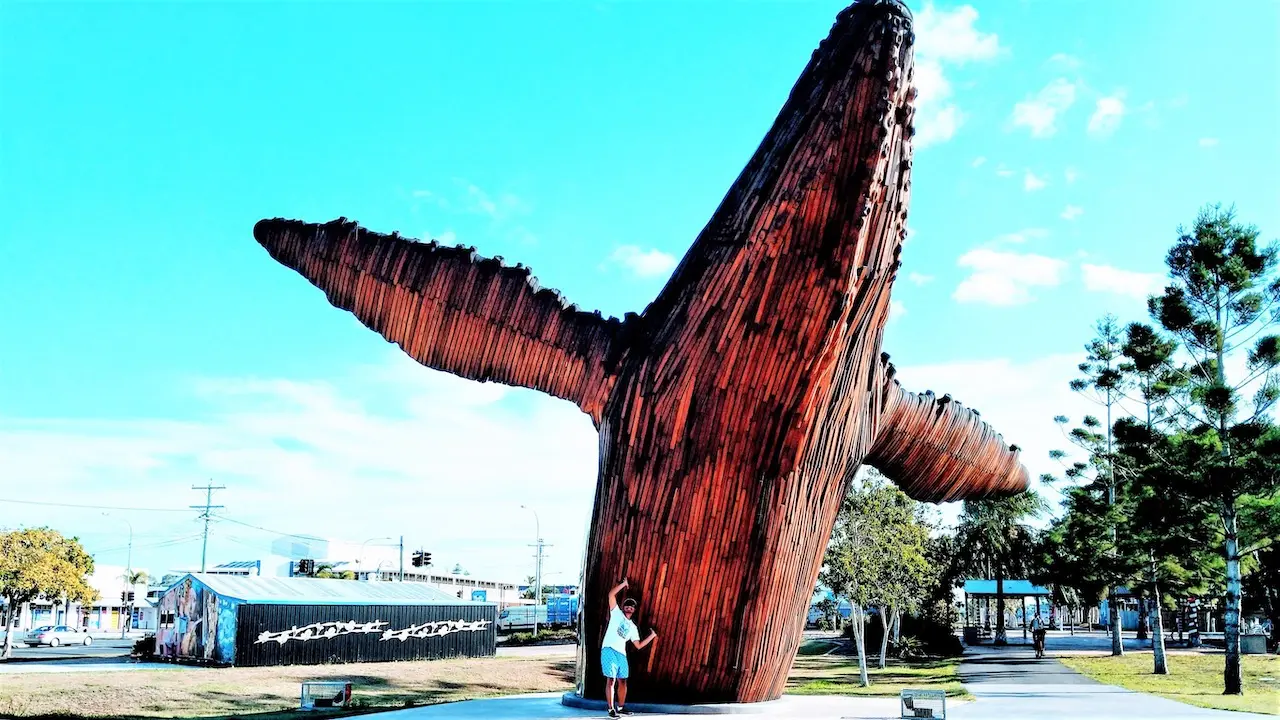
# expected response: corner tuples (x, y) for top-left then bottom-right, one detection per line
(122, 570), (147, 638)
(958, 492), (1045, 645)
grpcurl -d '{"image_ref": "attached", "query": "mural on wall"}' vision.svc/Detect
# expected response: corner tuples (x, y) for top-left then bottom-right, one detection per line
(157, 577), (238, 663)
(255, 618), (491, 645)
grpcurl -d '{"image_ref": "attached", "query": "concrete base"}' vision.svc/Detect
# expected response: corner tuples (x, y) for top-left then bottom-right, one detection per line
(561, 692), (784, 715)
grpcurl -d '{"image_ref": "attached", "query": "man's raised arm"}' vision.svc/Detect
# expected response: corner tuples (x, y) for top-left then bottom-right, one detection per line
(607, 579), (628, 611)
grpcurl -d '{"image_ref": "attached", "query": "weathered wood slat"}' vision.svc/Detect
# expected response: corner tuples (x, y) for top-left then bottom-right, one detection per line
(251, 0), (1029, 706)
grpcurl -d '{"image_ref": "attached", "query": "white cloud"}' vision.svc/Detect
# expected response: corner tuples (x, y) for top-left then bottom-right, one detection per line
(995, 166), (1016, 178)
(1064, 167), (1079, 184)
(1080, 263), (1164, 300)
(1024, 171), (1047, 192)
(0, 354), (602, 583)
(1046, 53), (1082, 71)
(609, 245), (677, 279)
(462, 183), (527, 221)
(915, 4), (1001, 63)
(971, 156), (987, 168)
(1061, 205), (1084, 221)
(911, 3), (1001, 149)
(994, 228), (1049, 245)
(890, 301), (908, 321)
(915, 103), (963, 148)
(1199, 137), (1219, 148)
(1011, 78), (1077, 138)
(1088, 93), (1126, 137)
(907, 272), (935, 286)
(953, 249), (1067, 306)
(426, 229), (458, 246)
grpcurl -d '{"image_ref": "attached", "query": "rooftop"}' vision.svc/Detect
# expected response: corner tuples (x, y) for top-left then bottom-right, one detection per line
(173, 573), (489, 606)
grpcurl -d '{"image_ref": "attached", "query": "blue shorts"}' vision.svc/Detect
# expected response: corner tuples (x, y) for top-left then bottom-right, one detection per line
(601, 647), (629, 679)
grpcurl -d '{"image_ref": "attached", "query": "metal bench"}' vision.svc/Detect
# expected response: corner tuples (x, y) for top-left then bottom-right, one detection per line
(901, 688), (947, 719)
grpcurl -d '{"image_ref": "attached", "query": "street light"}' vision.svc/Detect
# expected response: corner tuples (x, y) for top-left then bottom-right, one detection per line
(520, 505), (545, 636)
(102, 513), (133, 639)
(359, 536), (394, 581)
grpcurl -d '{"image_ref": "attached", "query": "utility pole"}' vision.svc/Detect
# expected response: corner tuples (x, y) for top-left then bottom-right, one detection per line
(521, 505), (548, 636)
(191, 481), (225, 573)
(398, 536), (404, 582)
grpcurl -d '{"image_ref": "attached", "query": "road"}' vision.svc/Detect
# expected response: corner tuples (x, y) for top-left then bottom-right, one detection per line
(4, 638), (136, 662)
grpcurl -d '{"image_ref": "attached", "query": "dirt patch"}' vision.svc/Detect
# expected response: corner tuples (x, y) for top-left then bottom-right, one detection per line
(0, 656), (575, 719)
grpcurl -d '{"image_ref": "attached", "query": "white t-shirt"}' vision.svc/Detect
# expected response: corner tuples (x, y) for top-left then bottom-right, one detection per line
(603, 607), (640, 653)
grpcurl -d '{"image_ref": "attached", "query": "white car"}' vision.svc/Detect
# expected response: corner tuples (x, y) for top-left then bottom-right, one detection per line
(24, 625), (92, 647)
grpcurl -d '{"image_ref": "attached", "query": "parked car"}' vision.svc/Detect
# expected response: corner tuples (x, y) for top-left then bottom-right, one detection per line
(24, 625), (92, 647)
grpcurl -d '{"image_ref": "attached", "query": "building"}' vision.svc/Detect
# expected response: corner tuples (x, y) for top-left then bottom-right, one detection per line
(4, 564), (152, 633)
(156, 574), (496, 666)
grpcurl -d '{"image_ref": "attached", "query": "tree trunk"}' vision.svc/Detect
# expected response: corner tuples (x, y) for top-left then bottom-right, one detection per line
(1109, 590), (1124, 656)
(1151, 566), (1168, 675)
(994, 574), (1008, 645)
(1136, 594), (1149, 640)
(892, 607), (901, 644)
(852, 604), (870, 687)
(1223, 506), (1243, 695)
(1, 596), (14, 659)
(878, 605), (891, 668)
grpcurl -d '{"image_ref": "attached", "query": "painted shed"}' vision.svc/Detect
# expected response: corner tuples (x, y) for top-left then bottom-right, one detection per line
(156, 574), (495, 666)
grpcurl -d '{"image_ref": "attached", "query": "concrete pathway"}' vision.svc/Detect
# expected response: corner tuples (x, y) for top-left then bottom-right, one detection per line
(950, 646), (1274, 720)
(381, 693), (903, 719)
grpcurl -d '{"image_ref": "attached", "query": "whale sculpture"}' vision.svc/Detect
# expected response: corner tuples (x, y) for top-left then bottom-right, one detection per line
(253, 0), (1027, 704)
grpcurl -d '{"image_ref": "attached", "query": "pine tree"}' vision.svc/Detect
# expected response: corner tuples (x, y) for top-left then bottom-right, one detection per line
(1149, 204), (1280, 695)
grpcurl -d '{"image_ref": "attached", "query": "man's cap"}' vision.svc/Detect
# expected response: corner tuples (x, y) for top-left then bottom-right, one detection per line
(622, 598), (638, 609)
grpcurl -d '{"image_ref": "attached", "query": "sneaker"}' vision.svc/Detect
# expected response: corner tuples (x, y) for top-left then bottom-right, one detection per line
(608, 710), (619, 718)
(618, 709), (634, 716)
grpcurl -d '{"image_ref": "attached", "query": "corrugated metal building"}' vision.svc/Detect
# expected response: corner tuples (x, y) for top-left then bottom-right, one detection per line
(156, 574), (495, 666)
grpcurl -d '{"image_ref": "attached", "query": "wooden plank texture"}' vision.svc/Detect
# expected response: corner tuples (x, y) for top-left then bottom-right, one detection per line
(252, 0), (1029, 705)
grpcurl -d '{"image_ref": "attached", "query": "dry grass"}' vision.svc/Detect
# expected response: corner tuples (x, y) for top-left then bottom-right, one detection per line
(0, 655), (575, 719)
(1059, 652), (1280, 716)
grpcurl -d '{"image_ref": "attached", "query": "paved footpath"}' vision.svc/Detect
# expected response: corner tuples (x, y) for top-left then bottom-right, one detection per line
(950, 646), (1275, 720)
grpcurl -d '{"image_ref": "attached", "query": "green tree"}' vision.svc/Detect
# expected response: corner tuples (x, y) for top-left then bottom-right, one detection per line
(1068, 315), (1132, 656)
(0, 528), (96, 658)
(1149, 204), (1280, 694)
(956, 492), (1045, 645)
(820, 471), (931, 684)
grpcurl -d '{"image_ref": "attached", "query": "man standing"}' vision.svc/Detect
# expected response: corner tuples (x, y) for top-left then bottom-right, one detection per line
(602, 579), (657, 717)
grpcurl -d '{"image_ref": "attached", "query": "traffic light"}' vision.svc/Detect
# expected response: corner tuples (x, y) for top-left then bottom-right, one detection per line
(127, 591), (135, 603)
(422, 552), (432, 567)
(411, 551), (433, 568)
(297, 558), (315, 576)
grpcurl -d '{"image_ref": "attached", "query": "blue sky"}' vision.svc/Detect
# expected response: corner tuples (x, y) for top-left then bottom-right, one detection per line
(2, 1), (1277, 584)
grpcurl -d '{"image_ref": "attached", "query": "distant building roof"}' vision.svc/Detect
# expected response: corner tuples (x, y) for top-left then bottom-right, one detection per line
(214, 561), (262, 570)
(179, 574), (487, 606)
(963, 579), (1051, 596)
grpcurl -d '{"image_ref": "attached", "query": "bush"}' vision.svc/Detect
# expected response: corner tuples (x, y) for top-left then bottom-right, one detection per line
(131, 634), (156, 658)
(841, 613), (962, 658)
(500, 629), (577, 646)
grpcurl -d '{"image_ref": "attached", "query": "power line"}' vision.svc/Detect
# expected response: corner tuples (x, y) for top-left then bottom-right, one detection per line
(0, 497), (192, 513)
(212, 513), (323, 541)
(191, 482), (225, 572)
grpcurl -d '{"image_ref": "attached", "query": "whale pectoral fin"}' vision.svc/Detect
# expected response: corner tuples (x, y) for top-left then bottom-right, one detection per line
(865, 375), (1029, 503)
(254, 218), (625, 423)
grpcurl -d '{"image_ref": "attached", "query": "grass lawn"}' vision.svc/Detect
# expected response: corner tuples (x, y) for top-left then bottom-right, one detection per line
(1058, 652), (1280, 716)
(788, 652), (968, 699)
(0, 655), (575, 719)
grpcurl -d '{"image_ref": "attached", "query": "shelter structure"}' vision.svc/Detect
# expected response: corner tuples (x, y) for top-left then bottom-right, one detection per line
(962, 579), (1052, 644)
(155, 574), (495, 666)
(251, 0), (1029, 704)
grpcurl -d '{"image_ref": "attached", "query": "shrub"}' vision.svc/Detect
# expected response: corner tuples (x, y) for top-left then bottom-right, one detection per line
(501, 629), (577, 646)
(131, 634), (156, 658)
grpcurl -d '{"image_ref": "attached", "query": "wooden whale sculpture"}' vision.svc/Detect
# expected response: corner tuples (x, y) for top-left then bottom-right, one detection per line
(253, 0), (1028, 704)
